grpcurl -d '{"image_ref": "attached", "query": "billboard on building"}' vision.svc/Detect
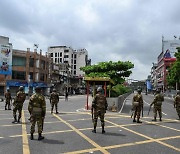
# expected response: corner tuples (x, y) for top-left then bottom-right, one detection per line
(163, 40), (180, 57)
(0, 44), (12, 75)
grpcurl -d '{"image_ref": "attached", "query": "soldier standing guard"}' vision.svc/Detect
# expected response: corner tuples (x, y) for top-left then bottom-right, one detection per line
(132, 88), (144, 123)
(91, 87), (108, 134)
(28, 87), (46, 140)
(4, 89), (12, 110)
(174, 90), (180, 120)
(150, 89), (164, 121)
(12, 86), (26, 123)
(50, 89), (59, 114)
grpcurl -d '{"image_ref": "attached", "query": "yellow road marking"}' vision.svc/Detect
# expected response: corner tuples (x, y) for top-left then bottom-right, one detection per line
(21, 110), (30, 154)
(0, 118), (12, 120)
(53, 113), (110, 154)
(105, 119), (180, 152)
(64, 148), (98, 154)
(142, 120), (180, 132)
(0, 124), (21, 127)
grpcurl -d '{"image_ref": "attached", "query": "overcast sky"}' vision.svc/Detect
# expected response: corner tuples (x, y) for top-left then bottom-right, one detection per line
(0, 0), (180, 80)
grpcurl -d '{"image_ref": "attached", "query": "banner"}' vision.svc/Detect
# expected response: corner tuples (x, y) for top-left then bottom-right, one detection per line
(0, 44), (12, 75)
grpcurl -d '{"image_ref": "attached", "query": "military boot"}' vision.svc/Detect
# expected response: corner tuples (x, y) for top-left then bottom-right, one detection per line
(137, 119), (142, 123)
(160, 117), (162, 121)
(92, 126), (96, 133)
(133, 118), (136, 122)
(12, 116), (17, 123)
(30, 133), (34, 140)
(102, 126), (105, 134)
(17, 117), (21, 123)
(38, 133), (44, 140)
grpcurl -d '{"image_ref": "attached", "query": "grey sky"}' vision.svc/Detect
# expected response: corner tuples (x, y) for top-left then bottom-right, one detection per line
(0, 0), (180, 80)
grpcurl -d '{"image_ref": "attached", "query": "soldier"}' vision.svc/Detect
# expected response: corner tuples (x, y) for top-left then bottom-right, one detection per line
(174, 90), (180, 120)
(50, 89), (59, 114)
(150, 89), (164, 121)
(132, 88), (144, 123)
(12, 86), (26, 123)
(91, 87), (108, 134)
(4, 89), (12, 110)
(28, 86), (46, 140)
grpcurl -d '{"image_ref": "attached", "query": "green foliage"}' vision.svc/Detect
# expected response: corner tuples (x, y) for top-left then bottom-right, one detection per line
(167, 48), (180, 88)
(80, 61), (134, 85)
(108, 84), (131, 97)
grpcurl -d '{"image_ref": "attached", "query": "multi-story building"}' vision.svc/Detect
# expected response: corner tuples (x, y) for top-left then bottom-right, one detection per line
(48, 46), (91, 93)
(150, 63), (158, 90)
(0, 36), (51, 96)
(151, 37), (180, 92)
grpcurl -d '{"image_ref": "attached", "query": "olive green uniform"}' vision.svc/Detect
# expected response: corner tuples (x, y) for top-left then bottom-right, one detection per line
(92, 93), (108, 133)
(174, 94), (180, 119)
(5, 91), (12, 110)
(132, 93), (143, 123)
(28, 93), (46, 134)
(150, 93), (164, 121)
(13, 91), (26, 122)
(50, 92), (59, 113)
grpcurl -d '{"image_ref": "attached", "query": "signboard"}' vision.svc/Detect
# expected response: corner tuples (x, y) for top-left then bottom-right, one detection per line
(0, 44), (12, 75)
(163, 40), (180, 57)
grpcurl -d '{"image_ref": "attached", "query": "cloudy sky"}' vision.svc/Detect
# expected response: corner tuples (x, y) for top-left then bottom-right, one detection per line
(0, 0), (180, 80)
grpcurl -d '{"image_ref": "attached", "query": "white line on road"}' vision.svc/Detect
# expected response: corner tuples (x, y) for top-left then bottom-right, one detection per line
(143, 100), (167, 115)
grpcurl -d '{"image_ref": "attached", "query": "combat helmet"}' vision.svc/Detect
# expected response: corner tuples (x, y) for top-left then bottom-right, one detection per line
(97, 87), (103, 92)
(53, 89), (57, 92)
(19, 86), (24, 91)
(177, 90), (180, 95)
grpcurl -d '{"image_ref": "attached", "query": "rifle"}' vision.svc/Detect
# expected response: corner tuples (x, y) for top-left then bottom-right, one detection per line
(141, 105), (144, 117)
(42, 117), (44, 131)
(91, 107), (94, 123)
(147, 105), (151, 116)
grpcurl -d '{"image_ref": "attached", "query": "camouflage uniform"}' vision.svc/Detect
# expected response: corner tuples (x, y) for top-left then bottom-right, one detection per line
(150, 91), (164, 121)
(92, 87), (108, 134)
(132, 89), (143, 123)
(174, 91), (180, 120)
(4, 90), (12, 110)
(50, 89), (59, 114)
(28, 87), (46, 140)
(12, 87), (26, 123)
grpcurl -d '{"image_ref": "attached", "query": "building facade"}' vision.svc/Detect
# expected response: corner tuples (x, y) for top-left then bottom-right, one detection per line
(0, 42), (51, 96)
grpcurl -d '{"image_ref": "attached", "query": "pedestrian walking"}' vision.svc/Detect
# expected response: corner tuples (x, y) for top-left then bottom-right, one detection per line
(150, 89), (164, 121)
(132, 88), (144, 123)
(65, 91), (68, 101)
(174, 90), (180, 120)
(91, 87), (108, 134)
(4, 89), (12, 110)
(50, 89), (59, 114)
(28, 86), (46, 140)
(12, 86), (26, 123)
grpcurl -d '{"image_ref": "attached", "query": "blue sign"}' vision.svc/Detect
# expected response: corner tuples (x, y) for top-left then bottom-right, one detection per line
(6, 81), (28, 87)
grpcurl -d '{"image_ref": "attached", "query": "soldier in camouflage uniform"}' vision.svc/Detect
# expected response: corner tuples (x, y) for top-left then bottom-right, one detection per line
(50, 89), (59, 114)
(12, 86), (26, 123)
(150, 89), (164, 121)
(4, 89), (12, 110)
(91, 87), (108, 134)
(174, 90), (180, 120)
(132, 88), (144, 123)
(28, 87), (46, 140)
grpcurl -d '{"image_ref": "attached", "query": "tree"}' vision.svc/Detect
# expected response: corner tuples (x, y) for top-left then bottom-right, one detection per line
(167, 47), (180, 89)
(80, 61), (134, 85)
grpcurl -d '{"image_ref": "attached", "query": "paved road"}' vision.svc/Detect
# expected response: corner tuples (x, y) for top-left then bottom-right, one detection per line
(0, 94), (179, 154)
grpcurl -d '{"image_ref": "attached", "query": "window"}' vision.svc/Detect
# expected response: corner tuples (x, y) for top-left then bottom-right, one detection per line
(64, 61), (68, 63)
(74, 54), (77, 58)
(74, 71), (76, 75)
(74, 65), (76, 69)
(55, 58), (57, 63)
(60, 58), (62, 62)
(55, 53), (57, 57)
(12, 71), (26, 80)
(60, 52), (62, 57)
(29, 72), (33, 80)
(40, 73), (45, 81)
(74, 60), (76, 64)
(41, 60), (45, 69)
(29, 58), (34, 67)
(71, 54), (73, 58)
(12, 56), (26, 66)
(64, 55), (69, 58)
(64, 50), (69, 52)
(51, 53), (53, 57)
